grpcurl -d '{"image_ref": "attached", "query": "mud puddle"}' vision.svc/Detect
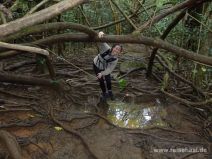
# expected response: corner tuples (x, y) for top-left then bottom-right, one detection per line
(107, 97), (167, 128)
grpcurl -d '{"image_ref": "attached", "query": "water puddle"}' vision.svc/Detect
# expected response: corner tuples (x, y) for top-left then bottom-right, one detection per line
(107, 98), (167, 128)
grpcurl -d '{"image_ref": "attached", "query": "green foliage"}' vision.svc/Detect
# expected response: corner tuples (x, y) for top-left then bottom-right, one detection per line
(118, 79), (127, 91)
(50, 80), (60, 85)
(11, 0), (30, 17)
(155, 0), (168, 8)
(36, 56), (46, 65)
(161, 72), (169, 90)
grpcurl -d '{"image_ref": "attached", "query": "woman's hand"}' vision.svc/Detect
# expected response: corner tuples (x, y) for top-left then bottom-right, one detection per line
(98, 31), (104, 38)
(97, 73), (103, 79)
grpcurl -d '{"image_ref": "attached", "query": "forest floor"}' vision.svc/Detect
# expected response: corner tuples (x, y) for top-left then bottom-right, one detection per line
(0, 44), (210, 159)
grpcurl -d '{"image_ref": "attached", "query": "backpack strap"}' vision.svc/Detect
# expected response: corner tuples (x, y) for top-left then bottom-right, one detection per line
(100, 49), (117, 63)
(100, 49), (110, 58)
(106, 57), (117, 63)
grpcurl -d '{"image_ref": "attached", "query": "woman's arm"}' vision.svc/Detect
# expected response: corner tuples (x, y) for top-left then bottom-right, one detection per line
(97, 31), (110, 54)
(101, 59), (118, 76)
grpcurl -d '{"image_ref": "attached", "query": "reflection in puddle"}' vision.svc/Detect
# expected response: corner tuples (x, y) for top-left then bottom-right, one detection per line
(107, 99), (167, 128)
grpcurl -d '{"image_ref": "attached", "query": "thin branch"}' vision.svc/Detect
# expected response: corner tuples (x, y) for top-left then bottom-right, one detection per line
(0, 12), (7, 24)
(137, 0), (162, 35)
(156, 54), (205, 97)
(92, 4), (155, 30)
(110, 0), (137, 30)
(134, 0), (207, 33)
(0, 4), (12, 19)
(187, 12), (212, 33)
(78, 6), (91, 26)
(26, 0), (50, 15)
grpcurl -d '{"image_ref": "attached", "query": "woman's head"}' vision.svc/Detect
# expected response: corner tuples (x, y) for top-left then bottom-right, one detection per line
(111, 44), (123, 56)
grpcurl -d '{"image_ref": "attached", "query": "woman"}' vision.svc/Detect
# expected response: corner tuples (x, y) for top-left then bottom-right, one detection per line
(93, 31), (123, 101)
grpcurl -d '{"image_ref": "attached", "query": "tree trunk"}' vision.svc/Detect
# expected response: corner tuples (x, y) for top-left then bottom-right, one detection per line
(31, 34), (212, 66)
(2, 22), (97, 42)
(146, 10), (186, 77)
(0, 41), (49, 56)
(1, 33), (212, 66)
(0, 0), (89, 39)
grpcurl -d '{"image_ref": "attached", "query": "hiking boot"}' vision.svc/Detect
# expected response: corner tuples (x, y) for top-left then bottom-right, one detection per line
(108, 90), (115, 100)
(100, 92), (107, 102)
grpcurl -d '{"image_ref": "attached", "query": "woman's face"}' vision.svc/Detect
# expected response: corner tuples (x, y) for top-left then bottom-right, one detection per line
(111, 45), (122, 56)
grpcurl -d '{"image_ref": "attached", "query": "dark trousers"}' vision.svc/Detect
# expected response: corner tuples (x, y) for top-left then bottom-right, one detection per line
(93, 63), (111, 93)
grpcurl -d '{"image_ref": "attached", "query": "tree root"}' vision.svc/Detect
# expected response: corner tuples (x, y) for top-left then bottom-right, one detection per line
(86, 112), (119, 128)
(162, 90), (212, 106)
(0, 130), (23, 159)
(85, 113), (205, 146)
(128, 131), (205, 145)
(0, 72), (54, 86)
(0, 119), (45, 129)
(50, 107), (99, 159)
(75, 118), (99, 130)
(3, 60), (36, 71)
(143, 126), (199, 136)
(130, 85), (159, 95)
(0, 89), (39, 100)
(179, 152), (200, 159)
(0, 108), (32, 113)
(156, 55), (206, 97)
(29, 140), (50, 158)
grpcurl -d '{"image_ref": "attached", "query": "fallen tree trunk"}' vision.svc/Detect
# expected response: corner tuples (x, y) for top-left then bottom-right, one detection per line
(2, 22), (97, 42)
(0, 41), (49, 56)
(31, 34), (212, 66)
(0, 0), (89, 39)
(1, 3), (156, 42)
(1, 33), (212, 66)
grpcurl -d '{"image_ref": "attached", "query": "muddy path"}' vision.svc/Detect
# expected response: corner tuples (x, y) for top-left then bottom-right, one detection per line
(0, 47), (210, 159)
